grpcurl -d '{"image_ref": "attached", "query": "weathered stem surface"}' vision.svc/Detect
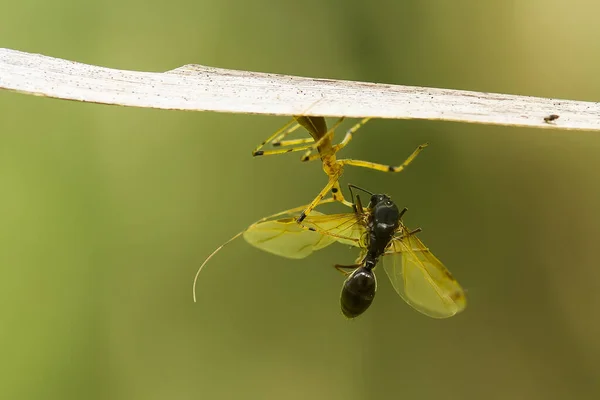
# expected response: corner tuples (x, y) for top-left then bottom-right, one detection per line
(1, 48), (598, 131)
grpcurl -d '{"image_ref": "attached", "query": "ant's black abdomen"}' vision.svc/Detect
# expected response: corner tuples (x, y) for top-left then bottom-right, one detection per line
(340, 266), (377, 318)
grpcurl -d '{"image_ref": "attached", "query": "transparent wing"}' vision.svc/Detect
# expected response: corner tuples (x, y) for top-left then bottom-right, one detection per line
(383, 231), (466, 318)
(243, 211), (364, 259)
(301, 212), (364, 247)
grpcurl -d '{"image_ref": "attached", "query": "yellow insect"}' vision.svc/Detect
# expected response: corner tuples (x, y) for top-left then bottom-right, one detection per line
(193, 185), (466, 319)
(252, 116), (428, 222)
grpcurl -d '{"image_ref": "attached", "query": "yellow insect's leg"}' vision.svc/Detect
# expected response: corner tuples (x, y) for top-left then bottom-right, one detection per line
(297, 173), (342, 223)
(246, 197), (339, 229)
(300, 153), (322, 162)
(251, 199), (362, 253)
(252, 117), (300, 156)
(252, 117), (346, 158)
(271, 137), (315, 147)
(254, 116), (349, 157)
(337, 143), (428, 173)
(332, 117), (371, 152)
(252, 139), (318, 157)
(294, 185), (364, 247)
(272, 122), (303, 144)
(331, 181), (353, 207)
(258, 115), (350, 161)
(300, 148), (319, 162)
(255, 196), (359, 244)
(283, 171), (351, 206)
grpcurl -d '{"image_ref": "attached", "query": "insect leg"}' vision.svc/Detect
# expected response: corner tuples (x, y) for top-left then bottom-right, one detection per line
(252, 140), (319, 157)
(252, 117), (301, 155)
(334, 248), (367, 275)
(331, 181), (353, 207)
(253, 118), (345, 157)
(299, 153), (321, 162)
(253, 117), (345, 159)
(271, 122), (303, 144)
(334, 264), (360, 276)
(398, 207), (407, 220)
(297, 173), (342, 223)
(296, 157), (353, 205)
(332, 117), (371, 152)
(247, 197), (339, 227)
(407, 227), (422, 236)
(337, 143), (428, 173)
(251, 99), (329, 156)
(271, 137), (315, 147)
(393, 226), (422, 241)
(297, 214), (363, 247)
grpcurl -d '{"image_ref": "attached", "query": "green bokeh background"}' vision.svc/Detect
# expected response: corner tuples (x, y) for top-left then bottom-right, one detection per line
(1, 1), (599, 399)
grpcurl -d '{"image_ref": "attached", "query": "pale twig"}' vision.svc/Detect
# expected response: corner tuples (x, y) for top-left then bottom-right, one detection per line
(0, 48), (598, 131)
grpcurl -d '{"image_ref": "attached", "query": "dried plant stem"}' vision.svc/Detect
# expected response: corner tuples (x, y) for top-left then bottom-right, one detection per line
(0, 48), (598, 131)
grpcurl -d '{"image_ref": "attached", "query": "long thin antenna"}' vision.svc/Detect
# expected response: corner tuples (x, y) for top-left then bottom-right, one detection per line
(192, 231), (244, 302)
(192, 197), (340, 302)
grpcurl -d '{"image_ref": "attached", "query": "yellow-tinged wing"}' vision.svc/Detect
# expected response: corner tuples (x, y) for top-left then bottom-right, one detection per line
(243, 211), (364, 259)
(300, 212), (364, 248)
(383, 232), (466, 318)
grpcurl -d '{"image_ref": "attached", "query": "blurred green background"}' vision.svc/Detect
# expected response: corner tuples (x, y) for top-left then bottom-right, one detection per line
(1, 1), (599, 399)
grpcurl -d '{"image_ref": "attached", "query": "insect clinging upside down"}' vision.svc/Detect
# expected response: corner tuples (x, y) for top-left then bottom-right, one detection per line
(252, 116), (428, 222)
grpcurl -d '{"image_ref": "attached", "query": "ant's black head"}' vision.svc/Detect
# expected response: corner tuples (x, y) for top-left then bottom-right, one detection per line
(369, 194), (400, 231)
(368, 194), (391, 208)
